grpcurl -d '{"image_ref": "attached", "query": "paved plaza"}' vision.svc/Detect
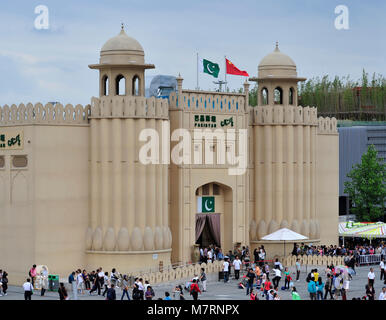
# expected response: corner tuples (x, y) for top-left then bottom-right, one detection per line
(0, 265), (385, 300)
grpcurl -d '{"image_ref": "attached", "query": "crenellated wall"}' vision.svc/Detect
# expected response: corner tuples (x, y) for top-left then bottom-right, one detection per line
(0, 102), (90, 126)
(251, 105), (318, 125)
(86, 95), (172, 270)
(90, 95), (169, 119)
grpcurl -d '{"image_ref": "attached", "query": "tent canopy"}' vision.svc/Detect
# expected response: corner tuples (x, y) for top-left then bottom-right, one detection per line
(261, 228), (308, 241)
(339, 221), (386, 239)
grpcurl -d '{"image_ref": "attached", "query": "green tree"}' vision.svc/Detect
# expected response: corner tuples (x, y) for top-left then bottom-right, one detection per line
(344, 145), (386, 222)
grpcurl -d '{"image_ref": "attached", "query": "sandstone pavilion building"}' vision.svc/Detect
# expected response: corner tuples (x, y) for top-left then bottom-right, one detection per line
(0, 28), (338, 283)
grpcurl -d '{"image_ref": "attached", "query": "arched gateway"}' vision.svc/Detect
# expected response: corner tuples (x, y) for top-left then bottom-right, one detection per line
(195, 183), (233, 250)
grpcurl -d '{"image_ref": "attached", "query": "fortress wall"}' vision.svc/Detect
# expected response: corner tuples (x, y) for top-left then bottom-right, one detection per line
(87, 96), (172, 270)
(316, 117), (339, 245)
(251, 106), (336, 243)
(0, 102), (90, 284)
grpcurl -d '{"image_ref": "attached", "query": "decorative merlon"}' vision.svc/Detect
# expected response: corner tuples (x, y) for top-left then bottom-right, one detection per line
(0, 102), (90, 126)
(90, 95), (169, 119)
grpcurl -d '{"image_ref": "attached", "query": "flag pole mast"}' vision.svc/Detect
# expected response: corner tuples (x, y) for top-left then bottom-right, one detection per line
(224, 55), (227, 92)
(196, 52), (199, 90)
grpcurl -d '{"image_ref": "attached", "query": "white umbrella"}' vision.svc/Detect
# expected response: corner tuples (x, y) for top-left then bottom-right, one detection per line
(261, 228), (308, 256)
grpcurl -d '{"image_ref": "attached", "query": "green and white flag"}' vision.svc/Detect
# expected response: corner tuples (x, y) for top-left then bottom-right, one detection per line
(199, 58), (220, 78)
(197, 196), (215, 213)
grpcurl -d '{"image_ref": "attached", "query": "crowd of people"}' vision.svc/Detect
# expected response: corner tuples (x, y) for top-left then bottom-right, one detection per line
(218, 249), (386, 301)
(5, 241), (386, 300)
(291, 243), (386, 258)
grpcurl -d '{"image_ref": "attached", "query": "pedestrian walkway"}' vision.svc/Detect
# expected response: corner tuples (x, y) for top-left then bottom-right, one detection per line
(1, 266), (385, 300)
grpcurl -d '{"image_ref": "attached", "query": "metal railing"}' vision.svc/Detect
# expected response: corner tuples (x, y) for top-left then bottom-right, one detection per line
(358, 254), (382, 265)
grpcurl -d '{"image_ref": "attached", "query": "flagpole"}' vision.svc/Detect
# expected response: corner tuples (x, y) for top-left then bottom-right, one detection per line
(224, 55), (227, 92)
(196, 52), (199, 90)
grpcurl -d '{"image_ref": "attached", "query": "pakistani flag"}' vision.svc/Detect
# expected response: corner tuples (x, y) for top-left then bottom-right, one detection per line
(200, 58), (220, 78)
(197, 196), (215, 213)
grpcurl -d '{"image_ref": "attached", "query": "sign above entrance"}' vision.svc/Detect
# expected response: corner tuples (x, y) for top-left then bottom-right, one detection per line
(0, 129), (24, 150)
(197, 196), (215, 213)
(193, 114), (235, 129)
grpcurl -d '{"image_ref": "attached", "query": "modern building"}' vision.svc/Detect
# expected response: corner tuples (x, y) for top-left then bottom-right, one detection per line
(338, 122), (386, 221)
(0, 27), (339, 284)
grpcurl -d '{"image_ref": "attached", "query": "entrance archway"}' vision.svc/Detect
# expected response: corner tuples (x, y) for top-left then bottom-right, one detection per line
(195, 182), (233, 251)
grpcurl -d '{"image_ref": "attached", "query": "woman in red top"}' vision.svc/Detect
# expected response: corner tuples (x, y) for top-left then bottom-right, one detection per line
(263, 279), (272, 300)
(189, 279), (201, 300)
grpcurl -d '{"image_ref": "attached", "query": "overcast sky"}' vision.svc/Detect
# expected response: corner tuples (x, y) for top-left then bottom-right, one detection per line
(0, 0), (385, 106)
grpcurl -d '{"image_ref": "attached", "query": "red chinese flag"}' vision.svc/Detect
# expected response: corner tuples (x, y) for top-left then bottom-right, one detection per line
(226, 58), (249, 76)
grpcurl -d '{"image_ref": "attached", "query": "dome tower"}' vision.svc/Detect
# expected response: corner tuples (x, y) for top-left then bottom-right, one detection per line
(89, 25), (154, 97)
(250, 43), (319, 244)
(250, 42), (306, 107)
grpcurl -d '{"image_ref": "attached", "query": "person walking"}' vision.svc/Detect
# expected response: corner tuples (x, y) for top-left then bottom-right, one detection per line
(245, 268), (256, 296)
(102, 272), (110, 297)
(368, 267), (375, 287)
(316, 277), (324, 300)
(40, 267), (48, 296)
(295, 259), (301, 281)
(106, 283), (116, 300)
(90, 269), (101, 295)
(23, 278), (34, 300)
(28, 265), (37, 289)
(333, 272), (343, 300)
(77, 269), (84, 295)
(223, 258), (230, 283)
(307, 277), (317, 300)
(233, 256), (242, 280)
(272, 267), (281, 288)
(69, 271), (78, 300)
(283, 267), (291, 290)
(189, 279), (201, 300)
(120, 275), (130, 300)
(132, 283), (141, 300)
(137, 278), (145, 300)
(380, 259), (385, 281)
(200, 268), (207, 292)
(1, 271), (8, 296)
(342, 274), (350, 300)
(263, 278), (272, 300)
(58, 282), (68, 300)
(83, 270), (90, 290)
(324, 274), (334, 300)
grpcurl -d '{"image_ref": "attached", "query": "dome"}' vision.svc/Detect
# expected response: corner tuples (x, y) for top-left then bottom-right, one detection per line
(99, 27), (145, 65)
(101, 28), (144, 53)
(258, 43), (297, 78)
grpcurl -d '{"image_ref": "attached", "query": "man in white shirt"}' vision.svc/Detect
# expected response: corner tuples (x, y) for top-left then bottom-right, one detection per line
(380, 259), (385, 281)
(368, 268), (375, 287)
(223, 259), (230, 283)
(77, 269), (84, 295)
(138, 277), (145, 300)
(379, 287), (386, 300)
(233, 256), (242, 280)
(23, 278), (34, 300)
(272, 268), (282, 288)
(207, 250), (213, 263)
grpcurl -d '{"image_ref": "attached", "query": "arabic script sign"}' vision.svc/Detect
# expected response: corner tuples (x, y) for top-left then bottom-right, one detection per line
(0, 130), (24, 150)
